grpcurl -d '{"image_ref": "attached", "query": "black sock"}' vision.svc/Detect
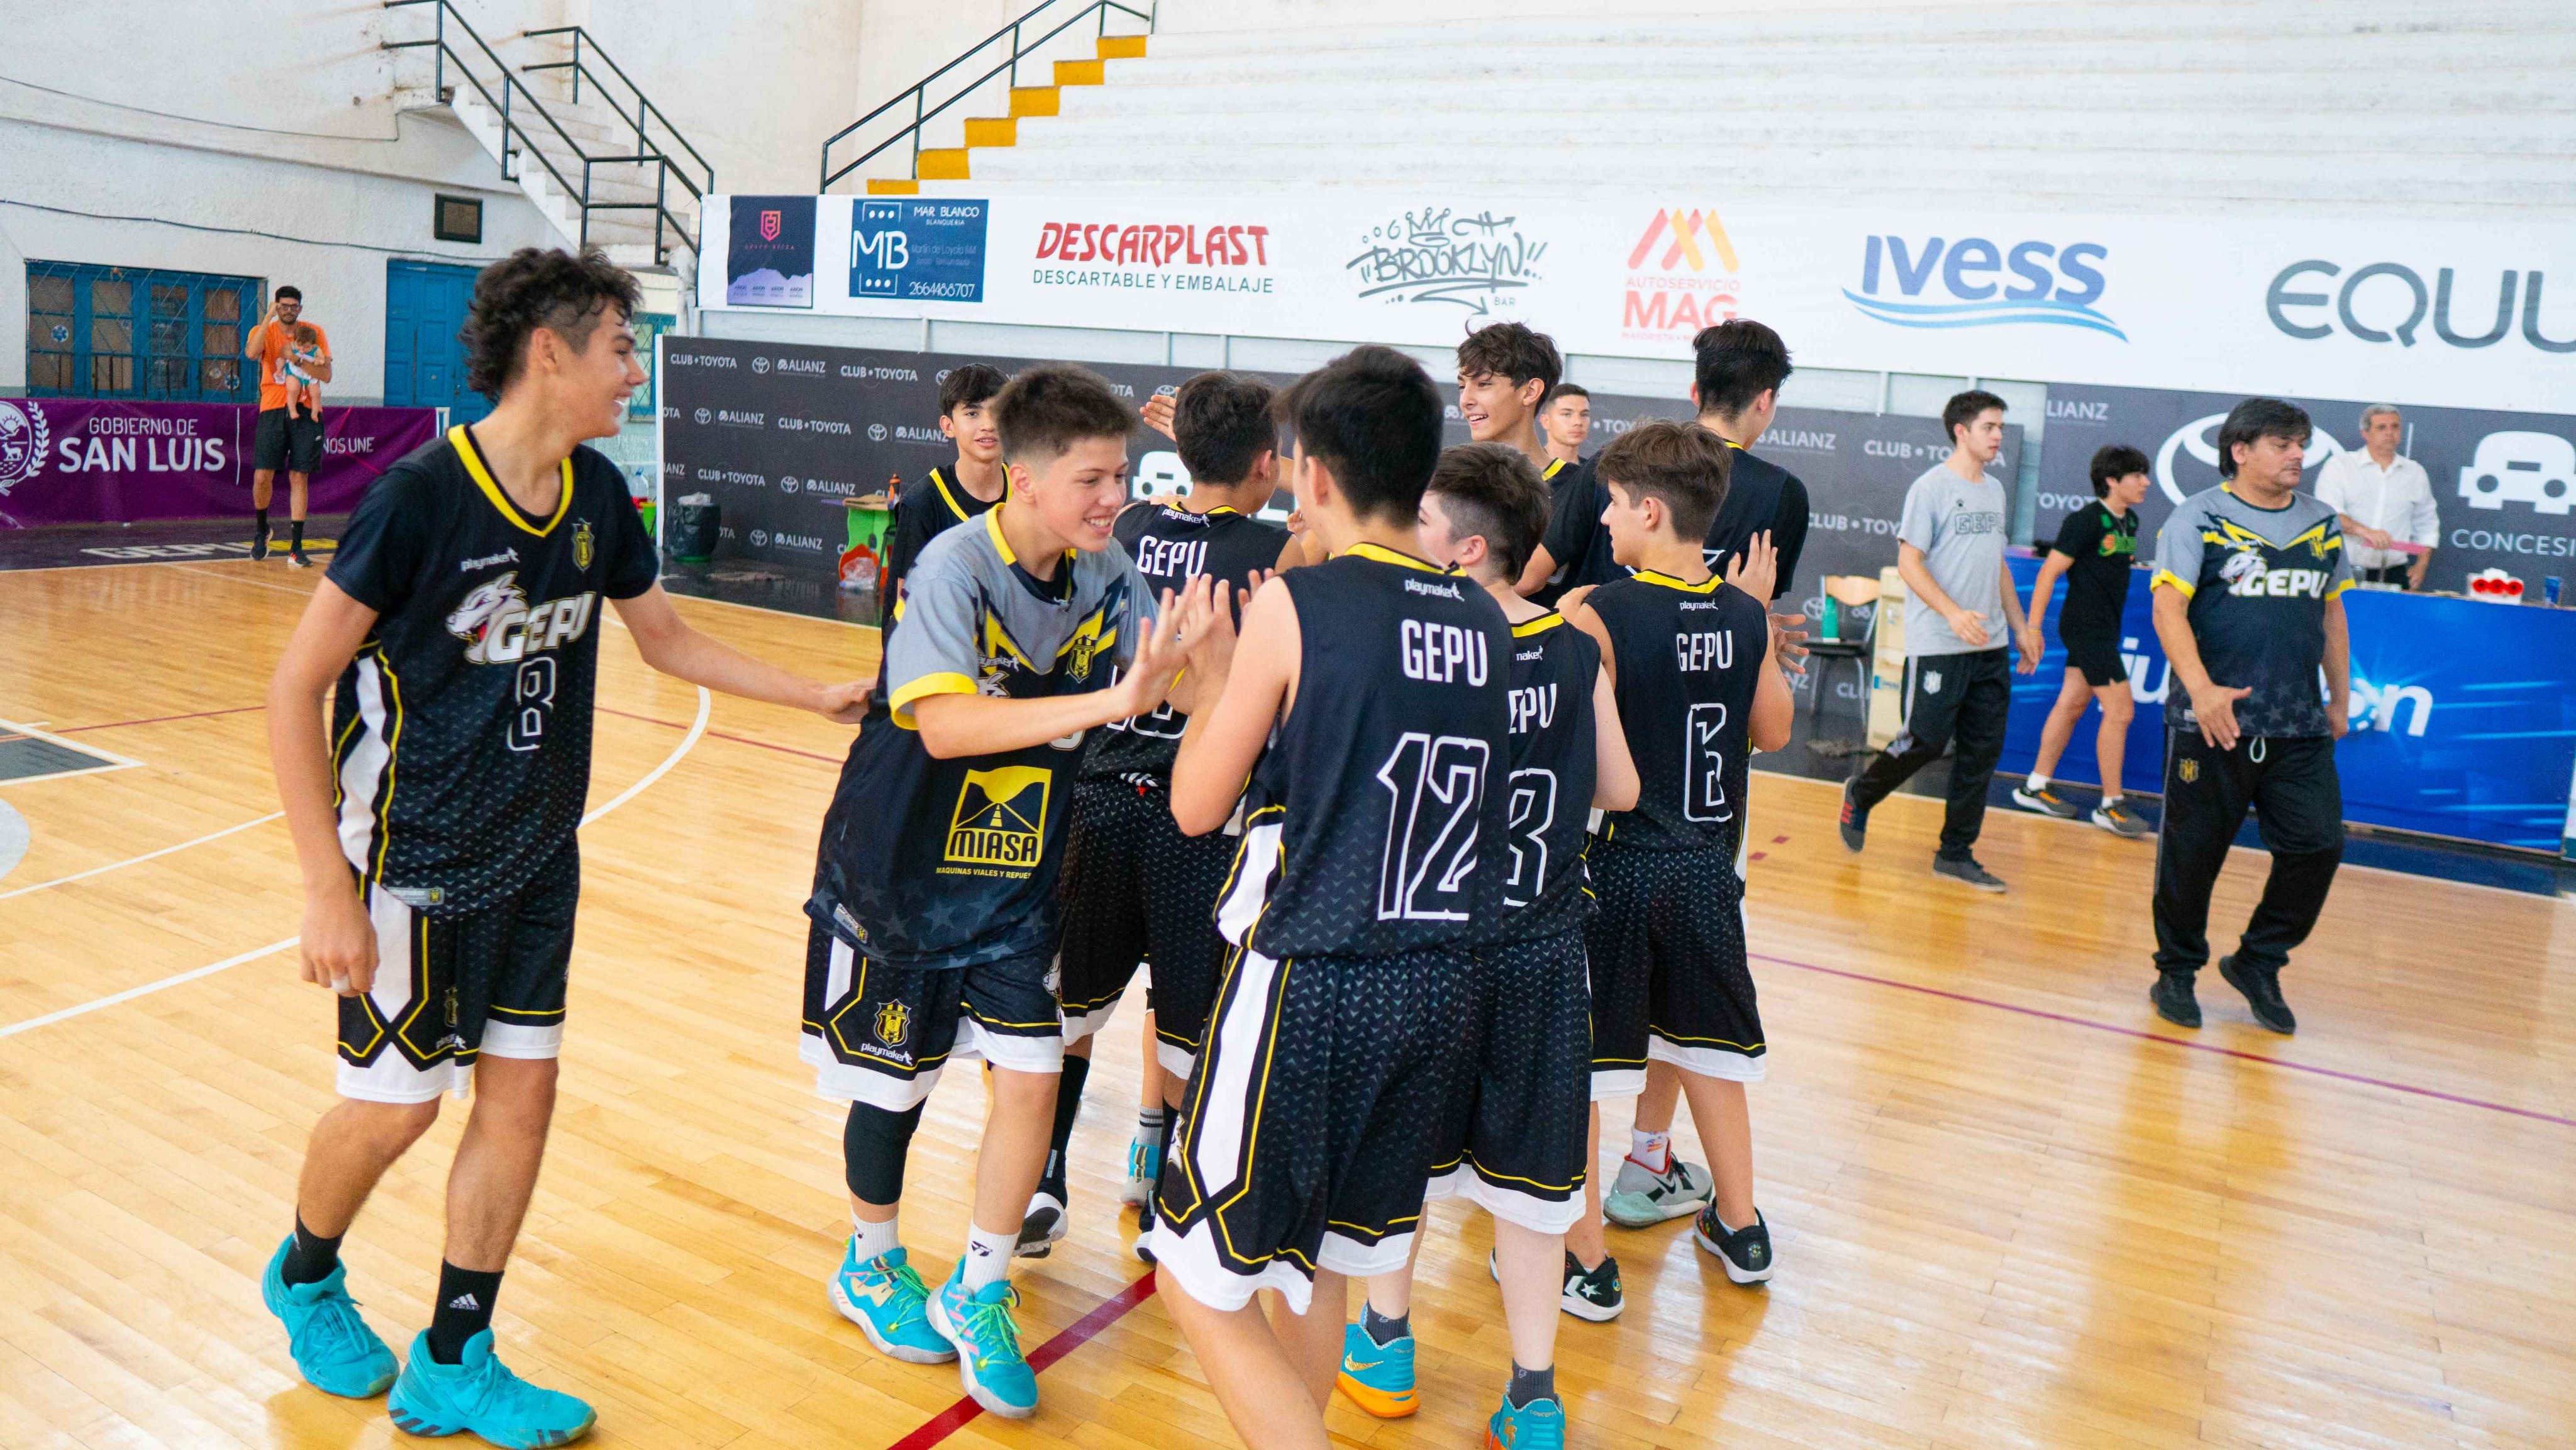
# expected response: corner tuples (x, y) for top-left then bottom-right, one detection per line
(426, 1262), (504, 1364)
(1362, 1303), (1409, 1347)
(254, 508), (269, 537)
(290, 520), (306, 552)
(1043, 1054), (1090, 1191)
(1506, 1362), (1557, 1409)
(281, 1214), (343, 1287)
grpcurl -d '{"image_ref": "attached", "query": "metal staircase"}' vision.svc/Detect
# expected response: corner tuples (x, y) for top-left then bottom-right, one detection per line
(821, 0), (1153, 195)
(382, 1), (711, 277)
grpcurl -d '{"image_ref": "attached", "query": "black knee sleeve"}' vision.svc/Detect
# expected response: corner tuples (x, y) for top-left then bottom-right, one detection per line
(843, 1100), (925, 1205)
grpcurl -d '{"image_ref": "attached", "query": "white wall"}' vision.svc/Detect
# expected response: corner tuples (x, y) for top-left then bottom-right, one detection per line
(1157, 0), (1989, 26)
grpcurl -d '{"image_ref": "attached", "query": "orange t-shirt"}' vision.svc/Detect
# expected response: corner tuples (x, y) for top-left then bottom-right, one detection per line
(252, 320), (331, 412)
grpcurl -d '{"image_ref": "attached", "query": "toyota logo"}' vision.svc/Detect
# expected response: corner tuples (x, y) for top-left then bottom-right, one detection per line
(780, 476), (800, 494)
(752, 357), (770, 374)
(749, 528), (770, 549)
(868, 423), (889, 442)
(693, 407), (711, 425)
(935, 369), (952, 383)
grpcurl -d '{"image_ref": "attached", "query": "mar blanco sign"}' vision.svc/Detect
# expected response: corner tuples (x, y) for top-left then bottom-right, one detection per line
(704, 194), (2574, 413)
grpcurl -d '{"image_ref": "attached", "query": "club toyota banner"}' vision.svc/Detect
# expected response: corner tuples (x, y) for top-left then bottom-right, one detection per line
(704, 193), (2576, 414)
(2033, 384), (2576, 596)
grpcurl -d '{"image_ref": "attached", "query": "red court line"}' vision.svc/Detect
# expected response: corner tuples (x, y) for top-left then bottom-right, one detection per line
(594, 705), (846, 764)
(1753, 951), (2576, 1129)
(55, 705), (266, 733)
(885, 1272), (1159, 1450)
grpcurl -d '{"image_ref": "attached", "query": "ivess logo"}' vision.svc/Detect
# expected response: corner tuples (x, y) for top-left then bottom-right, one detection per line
(947, 766), (1051, 867)
(1846, 234), (2123, 338)
(1621, 208), (1741, 340)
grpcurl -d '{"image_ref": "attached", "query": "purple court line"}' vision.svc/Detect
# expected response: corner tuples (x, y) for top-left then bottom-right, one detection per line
(53, 704), (267, 733)
(1753, 951), (2576, 1129)
(595, 705), (845, 764)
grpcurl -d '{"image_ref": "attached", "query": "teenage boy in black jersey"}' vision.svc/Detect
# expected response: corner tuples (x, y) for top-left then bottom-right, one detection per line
(263, 248), (871, 1446)
(1458, 322), (1581, 604)
(1147, 347), (1513, 1450)
(1541, 382), (1591, 472)
(879, 362), (1009, 622)
(1027, 371), (1296, 1261)
(802, 365), (1185, 1419)
(1563, 421), (1796, 1294)
(1331, 443), (1638, 1449)
(2014, 444), (2154, 837)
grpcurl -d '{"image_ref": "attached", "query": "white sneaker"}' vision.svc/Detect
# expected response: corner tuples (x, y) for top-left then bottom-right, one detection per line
(1014, 1189), (1068, 1258)
(1602, 1156), (1713, 1227)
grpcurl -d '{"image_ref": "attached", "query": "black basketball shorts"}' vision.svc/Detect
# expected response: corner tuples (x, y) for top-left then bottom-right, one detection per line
(799, 919), (1062, 1112)
(1426, 929), (1593, 1234)
(253, 406), (325, 474)
(335, 840), (577, 1103)
(2060, 623), (2130, 688)
(1150, 945), (1478, 1314)
(1582, 838), (1765, 1091)
(1055, 778), (1234, 1076)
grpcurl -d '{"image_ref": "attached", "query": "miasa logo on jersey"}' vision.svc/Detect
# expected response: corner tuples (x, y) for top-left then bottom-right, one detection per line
(945, 766), (1051, 871)
(445, 572), (600, 665)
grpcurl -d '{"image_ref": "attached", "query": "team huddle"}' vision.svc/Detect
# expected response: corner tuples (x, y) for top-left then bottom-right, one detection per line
(257, 249), (1799, 1450)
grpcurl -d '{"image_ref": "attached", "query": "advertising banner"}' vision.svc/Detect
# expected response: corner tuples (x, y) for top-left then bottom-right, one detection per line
(699, 194), (2576, 413)
(1999, 554), (2576, 854)
(726, 195), (818, 308)
(0, 399), (438, 527)
(2034, 383), (2576, 596)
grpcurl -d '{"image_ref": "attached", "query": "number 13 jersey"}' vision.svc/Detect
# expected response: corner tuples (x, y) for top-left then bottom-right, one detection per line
(1214, 544), (1513, 959)
(1584, 571), (1769, 854)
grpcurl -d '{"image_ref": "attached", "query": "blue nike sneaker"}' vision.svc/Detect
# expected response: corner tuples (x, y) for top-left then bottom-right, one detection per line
(924, 1264), (1038, 1419)
(1486, 1393), (1566, 1450)
(1120, 1132), (1162, 1208)
(828, 1242), (954, 1363)
(260, 1236), (397, 1398)
(1336, 1321), (1417, 1418)
(386, 1329), (595, 1447)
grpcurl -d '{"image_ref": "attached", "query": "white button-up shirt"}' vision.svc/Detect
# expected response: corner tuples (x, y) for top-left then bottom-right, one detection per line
(2315, 450), (2439, 571)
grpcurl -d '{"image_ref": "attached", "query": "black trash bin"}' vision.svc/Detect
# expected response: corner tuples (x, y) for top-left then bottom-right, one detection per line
(672, 493), (719, 564)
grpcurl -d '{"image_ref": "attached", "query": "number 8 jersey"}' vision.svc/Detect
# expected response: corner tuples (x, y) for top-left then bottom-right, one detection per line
(325, 426), (660, 916)
(1584, 571), (1770, 854)
(1214, 544), (1513, 959)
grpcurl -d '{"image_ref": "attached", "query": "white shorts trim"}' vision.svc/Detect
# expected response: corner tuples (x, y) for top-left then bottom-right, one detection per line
(336, 1061), (462, 1104)
(1148, 1219), (1316, 1315)
(802, 1015), (1063, 1113)
(480, 1021), (564, 1060)
(1154, 1041), (1198, 1080)
(1426, 1165), (1584, 1235)
(1060, 996), (1123, 1046)
(1591, 1067), (1644, 1100)
(1646, 1037), (1767, 1083)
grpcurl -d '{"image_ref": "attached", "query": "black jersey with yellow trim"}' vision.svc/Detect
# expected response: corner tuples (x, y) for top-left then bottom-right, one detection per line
(1489, 609), (1603, 943)
(1082, 501), (1292, 783)
(880, 464), (1001, 625)
(324, 424), (659, 915)
(1526, 456), (1579, 607)
(1584, 569), (1770, 854)
(1209, 542), (1513, 960)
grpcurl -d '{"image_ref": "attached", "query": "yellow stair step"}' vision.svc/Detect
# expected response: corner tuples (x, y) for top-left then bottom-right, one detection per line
(1096, 35), (1146, 59)
(963, 116), (1018, 148)
(1054, 59), (1104, 86)
(1009, 86), (1059, 117)
(917, 148), (970, 181)
(864, 179), (919, 196)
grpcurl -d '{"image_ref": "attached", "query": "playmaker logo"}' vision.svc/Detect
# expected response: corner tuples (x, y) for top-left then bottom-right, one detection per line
(1620, 208), (1741, 342)
(1845, 233), (2126, 339)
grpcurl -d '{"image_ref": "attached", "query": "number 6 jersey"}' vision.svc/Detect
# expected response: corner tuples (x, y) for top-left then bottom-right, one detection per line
(1582, 571), (1770, 855)
(325, 425), (660, 915)
(1213, 544), (1513, 959)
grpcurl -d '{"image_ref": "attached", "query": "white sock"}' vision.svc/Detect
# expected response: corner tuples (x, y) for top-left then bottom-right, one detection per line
(2100, 794), (2122, 807)
(1629, 1129), (1672, 1173)
(1137, 1106), (1164, 1136)
(2026, 774), (2050, 791)
(850, 1210), (900, 1263)
(962, 1224), (1014, 1292)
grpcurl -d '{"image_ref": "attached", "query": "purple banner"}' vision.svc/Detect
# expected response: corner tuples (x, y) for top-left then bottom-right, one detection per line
(0, 399), (439, 527)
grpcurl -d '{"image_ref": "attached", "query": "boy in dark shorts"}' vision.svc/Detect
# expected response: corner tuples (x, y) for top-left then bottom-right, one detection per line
(262, 248), (870, 1446)
(2015, 444), (2154, 836)
(879, 362), (1009, 623)
(1331, 443), (1638, 1450)
(1146, 347), (1512, 1450)
(1029, 371), (1296, 1260)
(801, 365), (1183, 1419)
(1562, 421), (1796, 1294)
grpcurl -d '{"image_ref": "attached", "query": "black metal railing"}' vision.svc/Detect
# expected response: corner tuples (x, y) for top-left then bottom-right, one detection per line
(521, 25), (714, 202)
(820, 0), (1153, 192)
(381, 0), (702, 266)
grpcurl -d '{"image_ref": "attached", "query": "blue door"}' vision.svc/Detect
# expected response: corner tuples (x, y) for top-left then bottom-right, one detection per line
(384, 260), (488, 422)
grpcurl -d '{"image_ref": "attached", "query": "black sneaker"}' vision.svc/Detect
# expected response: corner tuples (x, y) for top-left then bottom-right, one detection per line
(1016, 1185), (1067, 1258)
(1933, 856), (2006, 893)
(1133, 1178), (1158, 1264)
(1560, 1251), (1623, 1322)
(289, 549), (314, 569)
(2219, 955), (2297, 1035)
(1693, 1206), (1774, 1285)
(2150, 970), (2202, 1029)
(1838, 779), (1870, 854)
(250, 527), (270, 561)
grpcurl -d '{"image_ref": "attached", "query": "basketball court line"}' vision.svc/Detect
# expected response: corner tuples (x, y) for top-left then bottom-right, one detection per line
(0, 686), (711, 1040)
(0, 714), (142, 787)
(0, 810), (285, 901)
(885, 1271), (1159, 1450)
(595, 704), (847, 765)
(55, 703), (267, 733)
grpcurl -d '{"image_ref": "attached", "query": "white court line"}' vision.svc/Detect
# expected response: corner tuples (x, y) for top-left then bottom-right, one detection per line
(0, 686), (713, 1041)
(0, 811), (286, 901)
(0, 715), (143, 769)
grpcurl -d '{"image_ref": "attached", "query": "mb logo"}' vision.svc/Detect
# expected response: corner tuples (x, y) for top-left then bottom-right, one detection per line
(853, 199), (911, 296)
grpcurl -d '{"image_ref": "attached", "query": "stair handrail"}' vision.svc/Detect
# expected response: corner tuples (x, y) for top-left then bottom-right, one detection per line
(519, 24), (714, 202)
(820, 0), (1154, 192)
(380, 0), (698, 267)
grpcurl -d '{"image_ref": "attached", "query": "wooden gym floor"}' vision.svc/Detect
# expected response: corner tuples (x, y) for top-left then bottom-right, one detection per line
(1, 556), (2571, 1450)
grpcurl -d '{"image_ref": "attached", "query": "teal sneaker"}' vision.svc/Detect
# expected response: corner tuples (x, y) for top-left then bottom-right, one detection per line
(386, 1329), (595, 1447)
(261, 1236), (397, 1398)
(924, 1264), (1038, 1419)
(1120, 1132), (1162, 1208)
(829, 1242), (955, 1363)
(1486, 1393), (1567, 1450)
(1335, 1321), (1417, 1418)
